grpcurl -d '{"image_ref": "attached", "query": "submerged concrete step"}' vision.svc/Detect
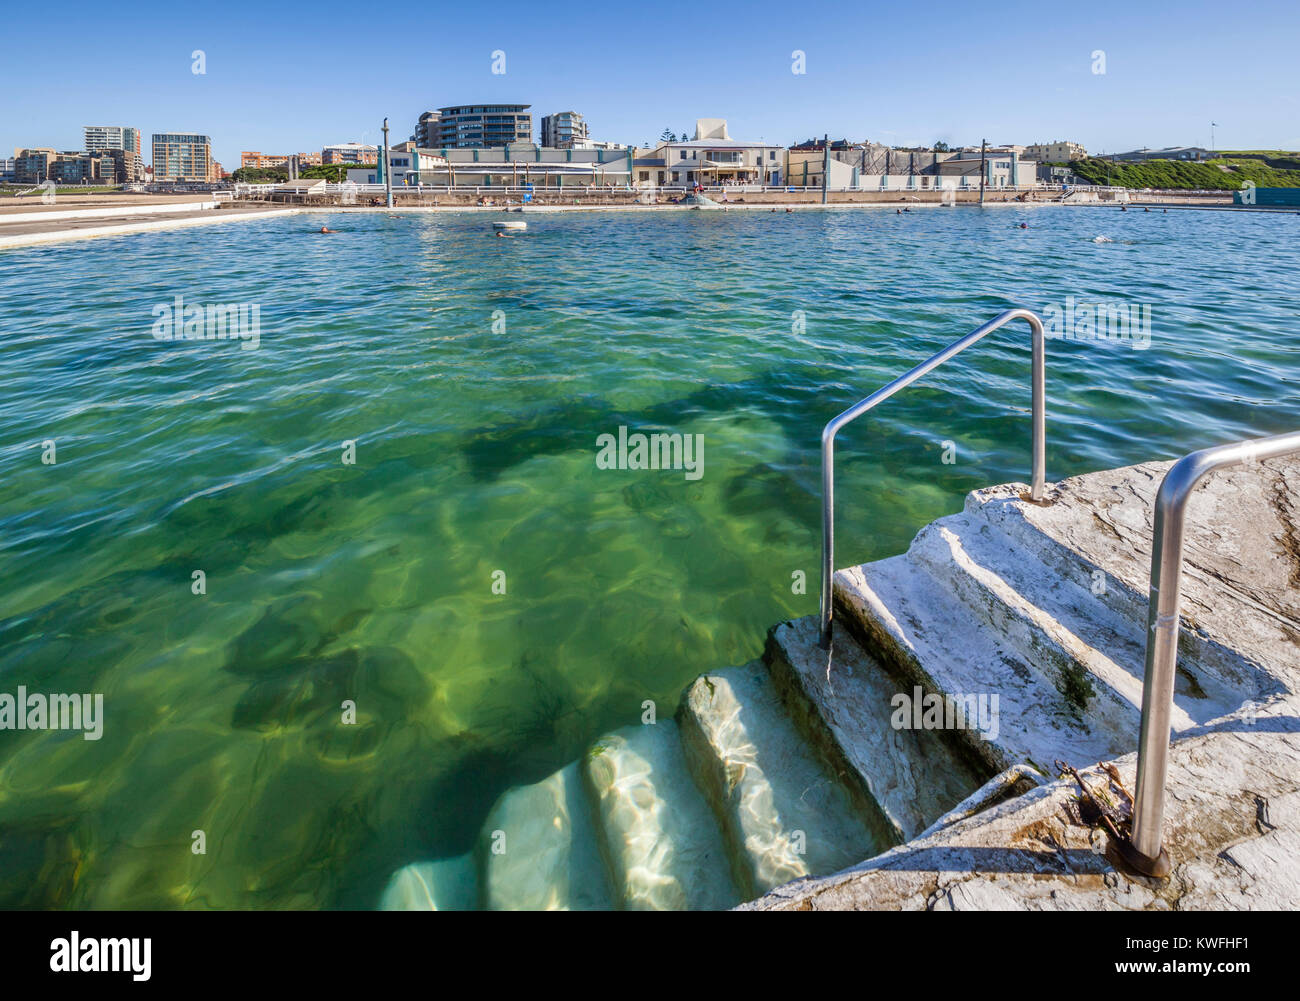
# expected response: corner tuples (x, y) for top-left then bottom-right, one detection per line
(765, 616), (991, 843)
(478, 761), (613, 911)
(582, 720), (739, 910)
(379, 853), (478, 910)
(676, 661), (885, 900)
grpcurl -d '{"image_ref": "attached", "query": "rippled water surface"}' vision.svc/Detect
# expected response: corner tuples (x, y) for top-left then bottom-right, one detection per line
(1, 206), (1297, 907)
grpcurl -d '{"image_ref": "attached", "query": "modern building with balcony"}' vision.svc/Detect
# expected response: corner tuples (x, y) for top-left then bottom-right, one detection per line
(84, 125), (144, 182)
(151, 133), (212, 182)
(540, 111), (588, 149)
(413, 111), (441, 148)
(322, 142), (379, 165)
(433, 105), (532, 148)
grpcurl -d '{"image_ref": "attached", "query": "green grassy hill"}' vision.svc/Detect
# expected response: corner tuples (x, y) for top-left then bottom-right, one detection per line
(1059, 154), (1300, 190)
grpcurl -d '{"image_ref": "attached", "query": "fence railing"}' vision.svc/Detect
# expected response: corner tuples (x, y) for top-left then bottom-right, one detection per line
(1124, 429), (1300, 877)
(819, 309), (1047, 647)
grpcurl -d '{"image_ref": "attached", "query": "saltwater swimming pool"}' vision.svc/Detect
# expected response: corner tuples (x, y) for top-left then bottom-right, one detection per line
(0, 206), (1296, 907)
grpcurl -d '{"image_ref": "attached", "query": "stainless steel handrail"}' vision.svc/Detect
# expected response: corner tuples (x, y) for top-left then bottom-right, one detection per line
(1126, 429), (1300, 877)
(819, 308), (1047, 647)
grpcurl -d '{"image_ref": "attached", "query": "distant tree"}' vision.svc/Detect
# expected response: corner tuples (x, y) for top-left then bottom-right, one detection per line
(230, 166), (288, 184)
(933, 141), (951, 152)
(683, 127), (692, 141)
(660, 128), (675, 143)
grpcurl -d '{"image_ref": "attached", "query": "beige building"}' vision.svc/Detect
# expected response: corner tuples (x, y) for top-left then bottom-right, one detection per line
(241, 151), (324, 169)
(1024, 140), (1087, 162)
(649, 118), (783, 187)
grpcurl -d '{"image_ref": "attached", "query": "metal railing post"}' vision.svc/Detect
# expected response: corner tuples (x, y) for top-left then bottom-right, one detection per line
(819, 308), (1046, 648)
(1126, 429), (1300, 877)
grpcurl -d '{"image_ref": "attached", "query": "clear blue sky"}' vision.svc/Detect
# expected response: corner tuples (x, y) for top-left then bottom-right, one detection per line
(4, 0), (1298, 167)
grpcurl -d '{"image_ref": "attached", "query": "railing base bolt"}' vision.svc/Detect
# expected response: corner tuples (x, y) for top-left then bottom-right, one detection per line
(1115, 839), (1171, 879)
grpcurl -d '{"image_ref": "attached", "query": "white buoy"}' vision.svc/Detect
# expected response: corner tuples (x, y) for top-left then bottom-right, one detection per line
(493, 220), (526, 231)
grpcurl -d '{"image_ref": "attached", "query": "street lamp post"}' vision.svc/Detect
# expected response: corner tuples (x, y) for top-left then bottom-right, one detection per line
(381, 117), (393, 208)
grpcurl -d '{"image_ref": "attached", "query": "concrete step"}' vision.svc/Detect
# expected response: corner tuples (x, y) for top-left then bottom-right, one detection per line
(765, 616), (992, 843)
(964, 465), (1293, 709)
(909, 512), (1241, 727)
(478, 761), (613, 911)
(676, 661), (886, 899)
(906, 517), (1152, 736)
(833, 549), (1125, 774)
(379, 853), (478, 910)
(581, 720), (740, 910)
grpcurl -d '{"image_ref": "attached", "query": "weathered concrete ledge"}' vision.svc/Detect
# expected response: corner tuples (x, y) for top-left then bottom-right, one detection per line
(746, 454), (1299, 909)
(0, 206), (297, 250)
(742, 707), (1300, 910)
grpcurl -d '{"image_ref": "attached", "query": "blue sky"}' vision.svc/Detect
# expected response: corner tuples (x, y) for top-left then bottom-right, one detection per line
(4, 0), (1298, 167)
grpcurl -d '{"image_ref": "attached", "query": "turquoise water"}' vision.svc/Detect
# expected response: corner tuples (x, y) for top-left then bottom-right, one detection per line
(0, 206), (1296, 908)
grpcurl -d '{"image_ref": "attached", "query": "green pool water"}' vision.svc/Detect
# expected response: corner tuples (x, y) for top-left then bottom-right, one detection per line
(0, 206), (1296, 908)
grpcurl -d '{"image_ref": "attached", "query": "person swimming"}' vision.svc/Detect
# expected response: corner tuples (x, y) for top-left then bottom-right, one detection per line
(1019, 222), (1028, 228)
(318, 226), (337, 233)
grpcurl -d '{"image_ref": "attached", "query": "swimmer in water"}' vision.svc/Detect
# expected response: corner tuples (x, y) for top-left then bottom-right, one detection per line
(319, 226), (337, 233)
(1019, 222), (1028, 228)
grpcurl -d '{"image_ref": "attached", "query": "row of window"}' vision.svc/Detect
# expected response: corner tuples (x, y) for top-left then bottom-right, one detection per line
(675, 149), (778, 161)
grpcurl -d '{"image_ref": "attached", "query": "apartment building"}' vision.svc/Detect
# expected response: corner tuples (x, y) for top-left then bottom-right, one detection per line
(1024, 140), (1087, 162)
(433, 105), (532, 148)
(322, 142), (378, 165)
(13, 148), (57, 184)
(151, 133), (212, 182)
(241, 151), (284, 169)
(84, 125), (144, 181)
(540, 111), (588, 149)
(11, 148), (115, 185)
(413, 111), (441, 147)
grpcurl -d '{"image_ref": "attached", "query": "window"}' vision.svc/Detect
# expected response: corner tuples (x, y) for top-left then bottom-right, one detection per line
(639, 171), (649, 181)
(769, 151), (776, 161)
(671, 171), (679, 181)
(680, 151), (687, 160)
